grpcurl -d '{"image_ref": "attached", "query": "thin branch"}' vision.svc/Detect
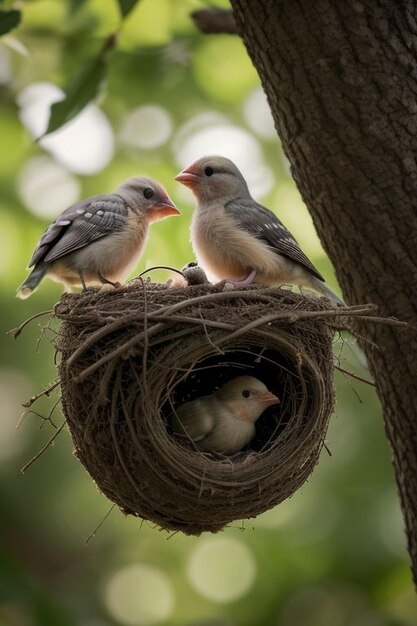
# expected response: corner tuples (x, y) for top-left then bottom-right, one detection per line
(22, 380), (61, 408)
(191, 8), (238, 35)
(8, 310), (53, 339)
(198, 309), (225, 355)
(335, 365), (376, 387)
(85, 504), (116, 544)
(21, 420), (66, 474)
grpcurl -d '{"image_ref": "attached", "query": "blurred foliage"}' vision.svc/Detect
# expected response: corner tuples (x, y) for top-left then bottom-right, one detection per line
(0, 9), (21, 36)
(0, 1), (416, 625)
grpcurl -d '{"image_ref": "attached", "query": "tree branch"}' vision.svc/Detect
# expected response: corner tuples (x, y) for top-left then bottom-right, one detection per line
(191, 8), (238, 35)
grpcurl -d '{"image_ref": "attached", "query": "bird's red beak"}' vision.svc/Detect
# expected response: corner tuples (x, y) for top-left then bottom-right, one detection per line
(148, 195), (180, 221)
(259, 391), (280, 407)
(175, 166), (200, 188)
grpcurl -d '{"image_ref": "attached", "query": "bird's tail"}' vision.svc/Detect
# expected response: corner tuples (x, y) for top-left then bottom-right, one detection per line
(16, 263), (48, 299)
(310, 276), (345, 307)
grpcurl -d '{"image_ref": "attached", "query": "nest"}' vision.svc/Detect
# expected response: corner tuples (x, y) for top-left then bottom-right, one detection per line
(53, 280), (377, 535)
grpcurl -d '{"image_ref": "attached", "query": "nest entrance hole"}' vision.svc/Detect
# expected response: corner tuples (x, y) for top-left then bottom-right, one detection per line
(163, 344), (303, 454)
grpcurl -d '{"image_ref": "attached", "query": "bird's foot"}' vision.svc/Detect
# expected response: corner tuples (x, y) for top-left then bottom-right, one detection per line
(98, 273), (122, 290)
(99, 283), (117, 293)
(219, 269), (257, 290)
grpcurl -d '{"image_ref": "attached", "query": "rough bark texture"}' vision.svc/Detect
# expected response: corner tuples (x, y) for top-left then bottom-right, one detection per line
(230, 0), (417, 583)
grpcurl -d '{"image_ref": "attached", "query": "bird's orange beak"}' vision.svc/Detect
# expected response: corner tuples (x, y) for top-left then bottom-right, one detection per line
(175, 167), (200, 188)
(149, 195), (180, 221)
(259, 391), (280, 407)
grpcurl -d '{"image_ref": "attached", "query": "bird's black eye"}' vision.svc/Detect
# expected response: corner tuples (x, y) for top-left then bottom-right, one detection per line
(143, 188), (154, 199)
(242, 390), (251, 399)
(204, 166), (214, 177)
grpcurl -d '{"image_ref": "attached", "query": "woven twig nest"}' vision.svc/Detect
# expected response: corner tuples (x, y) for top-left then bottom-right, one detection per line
(53, 281), (374, 535)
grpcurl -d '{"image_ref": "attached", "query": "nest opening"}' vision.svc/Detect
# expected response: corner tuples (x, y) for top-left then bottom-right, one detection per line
(163, 346), (297, 454)
(52, 281), (378, 535)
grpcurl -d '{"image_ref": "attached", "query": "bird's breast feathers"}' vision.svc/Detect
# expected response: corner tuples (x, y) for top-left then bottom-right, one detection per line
(50, 211), (148, 285)
(191, 207), (301, 283)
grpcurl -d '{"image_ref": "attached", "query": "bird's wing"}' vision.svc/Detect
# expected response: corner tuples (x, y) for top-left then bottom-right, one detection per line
(224, 198), (324, 281)
(173, 399), (215, 442)
(28, 194), (129, 267)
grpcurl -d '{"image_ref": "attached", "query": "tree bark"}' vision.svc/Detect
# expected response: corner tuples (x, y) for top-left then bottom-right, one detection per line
(230, 0), (417, 584)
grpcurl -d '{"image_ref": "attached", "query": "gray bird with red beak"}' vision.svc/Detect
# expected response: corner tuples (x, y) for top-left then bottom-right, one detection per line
(17, 177), (179, 298)
(171, 375), (280, 455)
(175, 155), (343, 305)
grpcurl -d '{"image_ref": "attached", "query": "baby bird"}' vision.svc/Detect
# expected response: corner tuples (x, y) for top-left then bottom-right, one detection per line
(175, 155), (343, 305)
(171, 376), (279, 455)
(17, 177), (179, 298)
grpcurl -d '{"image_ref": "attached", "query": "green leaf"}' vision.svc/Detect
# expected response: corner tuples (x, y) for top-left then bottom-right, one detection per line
(117, 0), (140, 18)
(41, 35), (116, 138)
(0, 9), (20, 36)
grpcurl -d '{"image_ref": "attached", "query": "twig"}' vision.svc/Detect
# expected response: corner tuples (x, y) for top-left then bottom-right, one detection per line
(198, 309), (225, 355)
(141, 277), (149, 383)
(21, 420), (66, 474)
(109, 370), (141, 496)
(335, 365), (375, 387)
(135, 265), (185, 279)
(65, 289), (381, 371)
(22, 380), (61, 408)
(70, 302), (389, 383)
(191, 8), (238, 35)
(85, 504), (116, 544)
(9, 310), (53, 339)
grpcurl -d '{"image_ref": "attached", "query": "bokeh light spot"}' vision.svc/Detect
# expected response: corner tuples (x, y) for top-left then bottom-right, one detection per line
(186, 537), (256, 604)
(18, 156), (81, 219)
(193, 38), (258, 103)
(120, 106), (172, 149)
(104, 564), (175, 625)
(18, 82), (114, 175)
(243, 87), (276, 139)
(174, 118), (274, 199)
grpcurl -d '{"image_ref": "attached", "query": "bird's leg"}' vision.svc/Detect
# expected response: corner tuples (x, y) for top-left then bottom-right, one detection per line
(223, 269), (257, 288)
(78, 270), (88, 292)
(98, 273), (122, 289)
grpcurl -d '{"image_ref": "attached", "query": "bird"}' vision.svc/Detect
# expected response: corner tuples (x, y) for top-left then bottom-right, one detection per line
(17, 177), (179, 298)
(175, 155), (343, 305)
(171, 376), (280, 455)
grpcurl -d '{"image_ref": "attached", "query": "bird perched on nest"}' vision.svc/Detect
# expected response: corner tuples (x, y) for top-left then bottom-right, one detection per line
(175, 155), (343, 306)
(17, 177), (179, 299)
(171, 376), (280, 455)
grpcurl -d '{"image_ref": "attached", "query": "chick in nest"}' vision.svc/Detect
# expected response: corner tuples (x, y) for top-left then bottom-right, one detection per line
(171, 376), (280, 455)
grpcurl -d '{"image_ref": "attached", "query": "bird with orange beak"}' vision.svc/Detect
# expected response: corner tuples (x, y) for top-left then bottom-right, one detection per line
(17, 177), (179, 298)
(175, 155), (343, 305)
(171, 376), (280, 455)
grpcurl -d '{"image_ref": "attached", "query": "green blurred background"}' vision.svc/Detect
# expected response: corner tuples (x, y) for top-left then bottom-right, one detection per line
(0, 1), (416, 625)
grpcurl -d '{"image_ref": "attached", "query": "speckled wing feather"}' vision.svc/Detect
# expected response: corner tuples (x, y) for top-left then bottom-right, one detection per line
(224, 198), (324, 282)
(173, 398), (215, 443)
(28, 194), (128, 267)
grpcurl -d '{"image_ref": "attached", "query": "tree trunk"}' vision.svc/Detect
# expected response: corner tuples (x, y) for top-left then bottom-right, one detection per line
(230, 0), (417, 584)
